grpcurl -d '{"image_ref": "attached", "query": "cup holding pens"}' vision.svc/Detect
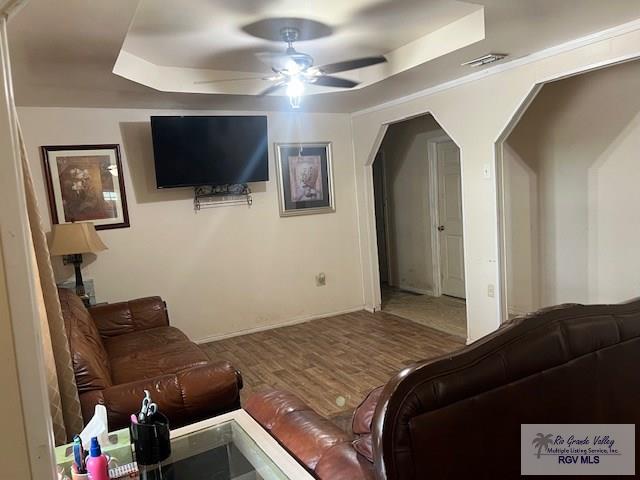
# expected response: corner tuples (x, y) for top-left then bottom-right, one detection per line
(70, 464), (89, 480)
(129, 412), (171, 466)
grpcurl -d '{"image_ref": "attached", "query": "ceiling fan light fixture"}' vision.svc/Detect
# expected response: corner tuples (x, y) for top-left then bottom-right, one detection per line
(305, 67), (321, 79)
(289, 95), (302, 109)
(285, 59), (302, 75)
(251, 25), (387, 101)
(286, 76), (305, 109)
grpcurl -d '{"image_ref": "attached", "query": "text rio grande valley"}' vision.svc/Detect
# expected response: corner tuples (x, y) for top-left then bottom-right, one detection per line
(547, 435), (619, 465)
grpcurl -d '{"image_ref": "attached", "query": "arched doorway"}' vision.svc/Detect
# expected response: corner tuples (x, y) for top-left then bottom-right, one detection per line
(372, 113), (467, 338)
(497, 59), (640, 318)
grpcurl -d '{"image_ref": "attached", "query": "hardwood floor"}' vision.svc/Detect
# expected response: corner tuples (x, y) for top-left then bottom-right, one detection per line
(201, 310), (464, 419)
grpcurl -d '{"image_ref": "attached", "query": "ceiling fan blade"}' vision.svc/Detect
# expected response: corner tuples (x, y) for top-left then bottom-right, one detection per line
(313, 76), (359, 89)
(194, 76), (266, 85)
(259, 83), (285, 96)
(318, 56), (387, 74)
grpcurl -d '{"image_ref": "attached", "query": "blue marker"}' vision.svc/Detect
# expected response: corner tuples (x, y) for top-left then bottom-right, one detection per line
(72, 435), (85, 474)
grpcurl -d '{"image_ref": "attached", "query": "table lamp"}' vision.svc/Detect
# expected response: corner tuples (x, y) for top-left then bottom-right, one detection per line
(49, 222), (107, 306)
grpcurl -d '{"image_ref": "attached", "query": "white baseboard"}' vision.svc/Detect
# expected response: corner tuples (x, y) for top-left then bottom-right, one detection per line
(397, 285), (434, 296)
(194, 306), (365, 344)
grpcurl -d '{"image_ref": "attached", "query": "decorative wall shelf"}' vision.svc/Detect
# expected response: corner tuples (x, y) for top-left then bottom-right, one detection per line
(193, 184), (252, 211)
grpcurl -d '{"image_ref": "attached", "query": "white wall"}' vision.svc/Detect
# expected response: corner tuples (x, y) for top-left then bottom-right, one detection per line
(351, 26), (640, 342)
(15, 26), (640, 346)
(378, 115), (443, 293)
(592, 110), (640, 303)
(18, 107), (365, 342)
(502, 143), (539, 314)
(505, 60), (640, 308)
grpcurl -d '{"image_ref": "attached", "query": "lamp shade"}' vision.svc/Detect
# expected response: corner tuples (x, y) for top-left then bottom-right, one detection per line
(49, 222), (108, 256)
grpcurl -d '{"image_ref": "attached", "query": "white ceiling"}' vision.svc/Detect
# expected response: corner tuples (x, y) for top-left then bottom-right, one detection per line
(114, 0), (485, 96)
(124, 0), (481, 72)
(8, 0), (640, 113)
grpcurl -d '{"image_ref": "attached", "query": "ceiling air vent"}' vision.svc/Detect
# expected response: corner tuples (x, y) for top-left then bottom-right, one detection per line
(461, 53), (507, 68)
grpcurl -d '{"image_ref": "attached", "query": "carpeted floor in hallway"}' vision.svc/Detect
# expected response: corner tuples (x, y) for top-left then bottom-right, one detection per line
(381, 285), (467, 338)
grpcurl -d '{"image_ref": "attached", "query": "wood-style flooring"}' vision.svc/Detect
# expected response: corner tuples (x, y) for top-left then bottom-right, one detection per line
(202, 310), (464, 419)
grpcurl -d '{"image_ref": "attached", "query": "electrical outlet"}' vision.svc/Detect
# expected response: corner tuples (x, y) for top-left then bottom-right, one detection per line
(316, 272), (326, 286)
(487, 284), (495, 298)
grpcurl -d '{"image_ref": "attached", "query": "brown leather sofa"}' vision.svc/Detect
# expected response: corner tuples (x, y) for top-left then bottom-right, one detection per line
(59, 287), (242, 430)
(246, 299), (640, 479)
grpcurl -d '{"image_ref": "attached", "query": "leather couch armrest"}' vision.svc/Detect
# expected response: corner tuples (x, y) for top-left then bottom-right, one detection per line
(352, 386), (384, 435)
(245, 388), (311, 429)
(316, 443), (375, 480)
(80, 361), (241, 430)
(246, 388), (373, 479)
(89, 297), (169, 338)
(351, 386), (384, 462)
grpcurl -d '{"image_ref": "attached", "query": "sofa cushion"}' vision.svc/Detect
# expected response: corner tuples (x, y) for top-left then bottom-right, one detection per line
(109, 341), (209, 384)
(352, 434), (373, 463)
(102, 326), (190, 358)
(58, 288), (112, 391)
(350, 385), (383, 463)
(82, 361), (241, 430)
(352, 385), (383, 435)
(89, 297), (168, 336)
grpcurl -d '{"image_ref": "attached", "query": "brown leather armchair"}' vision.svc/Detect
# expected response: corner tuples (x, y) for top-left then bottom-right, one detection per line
(246, 299), (640, 479)
(59, 287), (242, 430)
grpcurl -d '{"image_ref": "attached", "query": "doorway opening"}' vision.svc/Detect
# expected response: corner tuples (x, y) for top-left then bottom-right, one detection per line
(499, 59), (640, 318)
(372, 113), (466, 338)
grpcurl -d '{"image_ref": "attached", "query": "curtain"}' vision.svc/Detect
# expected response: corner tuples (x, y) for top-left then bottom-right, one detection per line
(1, 1), (82, 445)
(19, 123), (84, 444)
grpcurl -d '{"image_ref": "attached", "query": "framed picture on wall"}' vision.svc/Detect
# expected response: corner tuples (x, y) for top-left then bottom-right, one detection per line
(274, 142), (335, 217)
(41, 144), (130, 230)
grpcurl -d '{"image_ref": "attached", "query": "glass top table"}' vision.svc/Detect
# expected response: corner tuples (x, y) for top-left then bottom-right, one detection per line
(56, 410), (313, 480)
(142, 409), (312, 480)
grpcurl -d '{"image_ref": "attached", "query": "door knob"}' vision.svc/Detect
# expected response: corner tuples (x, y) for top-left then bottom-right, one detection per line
(437, 225), (445, 232)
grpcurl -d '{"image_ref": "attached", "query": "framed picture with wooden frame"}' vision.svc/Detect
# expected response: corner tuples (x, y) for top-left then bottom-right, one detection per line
(274, 142), (335, 217)
(41, 144), (130, 230)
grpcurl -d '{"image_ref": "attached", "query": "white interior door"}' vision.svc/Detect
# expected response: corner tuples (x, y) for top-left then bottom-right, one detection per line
(436, 141), (466, 298)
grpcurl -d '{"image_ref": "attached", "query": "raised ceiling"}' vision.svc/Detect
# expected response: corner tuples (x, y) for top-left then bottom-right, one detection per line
(115, 0), (485, 96)
(125, 0), (481, 71)
(8, 0), (640, 112)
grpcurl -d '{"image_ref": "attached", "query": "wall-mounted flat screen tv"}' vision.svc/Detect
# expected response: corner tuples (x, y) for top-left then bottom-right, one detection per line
(151, 115), (269, 188)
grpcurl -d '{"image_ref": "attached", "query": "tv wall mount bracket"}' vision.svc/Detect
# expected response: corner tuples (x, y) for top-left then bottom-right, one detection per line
(193, 184), (252, 210)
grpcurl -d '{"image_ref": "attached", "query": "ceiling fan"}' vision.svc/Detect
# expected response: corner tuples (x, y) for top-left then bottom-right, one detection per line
(197, 27), (387, 108)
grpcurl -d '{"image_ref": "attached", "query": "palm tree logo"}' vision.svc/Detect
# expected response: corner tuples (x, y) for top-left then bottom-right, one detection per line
(532, 433), (554, 458)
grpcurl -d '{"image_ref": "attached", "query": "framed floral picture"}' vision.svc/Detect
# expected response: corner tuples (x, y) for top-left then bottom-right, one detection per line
(274, 142), (335, 217)
(41, 144), (130, 230)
